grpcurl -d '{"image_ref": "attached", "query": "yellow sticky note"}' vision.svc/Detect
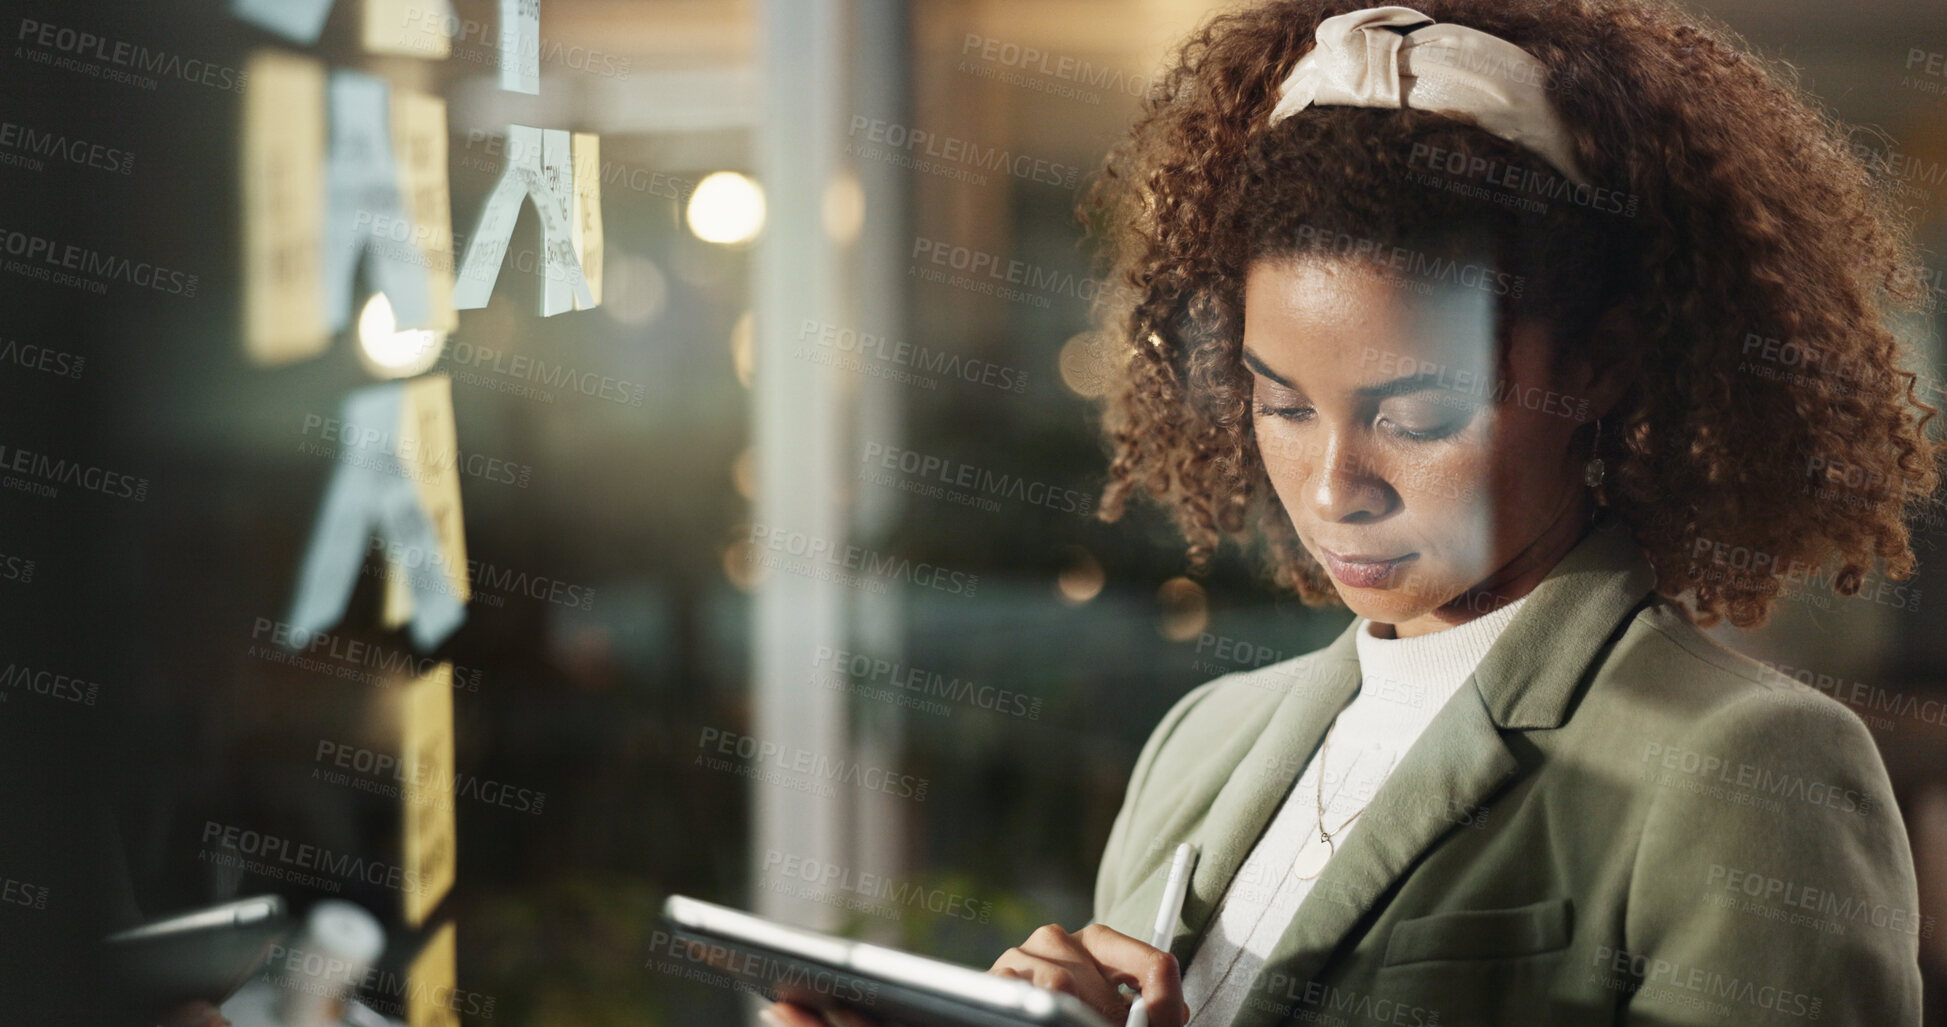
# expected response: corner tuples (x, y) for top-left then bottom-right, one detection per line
(382, 375), (470, 631)
(399, 663), (456, 928)
(366, 0), (453, 59)
(572, 132), (603, 309)
(240, 50), (327, 366)
(406, 921), (461, 1027)
(391, 90), (458, 332)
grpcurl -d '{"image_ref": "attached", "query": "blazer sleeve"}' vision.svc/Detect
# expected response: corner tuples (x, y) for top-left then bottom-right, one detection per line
(1620, 687), (1924, 1025)
(1091, 677), (1224, 925)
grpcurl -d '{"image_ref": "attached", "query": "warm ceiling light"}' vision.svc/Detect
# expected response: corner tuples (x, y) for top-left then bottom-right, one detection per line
(686, 171), (766, 245)
(356, 293), (445, 378)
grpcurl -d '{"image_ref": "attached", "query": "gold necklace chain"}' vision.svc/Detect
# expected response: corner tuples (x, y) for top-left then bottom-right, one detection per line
(1295, 721), (1397, 880)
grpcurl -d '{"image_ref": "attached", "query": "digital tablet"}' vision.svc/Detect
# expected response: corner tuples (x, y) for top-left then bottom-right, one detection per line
(662, 894), (1115, 1027)
(103, 895), (291, 1013)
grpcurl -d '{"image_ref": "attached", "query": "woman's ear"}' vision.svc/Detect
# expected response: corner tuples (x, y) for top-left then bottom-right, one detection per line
(1571, 304), (1640, 421)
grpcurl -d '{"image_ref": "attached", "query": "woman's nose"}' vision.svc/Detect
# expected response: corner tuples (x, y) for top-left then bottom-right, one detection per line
(1307, 434), (1394, 523)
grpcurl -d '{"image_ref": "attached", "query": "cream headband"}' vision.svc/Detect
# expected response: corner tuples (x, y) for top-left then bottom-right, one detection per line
(1269, 5), (1591, 187)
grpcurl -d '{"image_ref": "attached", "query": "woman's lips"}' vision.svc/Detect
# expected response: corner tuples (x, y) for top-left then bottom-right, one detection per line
(1317, 548), (1416, 588)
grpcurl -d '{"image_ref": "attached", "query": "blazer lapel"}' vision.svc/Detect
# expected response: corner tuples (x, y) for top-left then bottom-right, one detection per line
(1163, 626), (1363, 968)
(1226, 687), (1520, 1027)
(1221, 516), (1658, 1027)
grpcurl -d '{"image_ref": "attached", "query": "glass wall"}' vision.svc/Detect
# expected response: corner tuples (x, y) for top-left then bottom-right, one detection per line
(1, 0), (1944, 1023)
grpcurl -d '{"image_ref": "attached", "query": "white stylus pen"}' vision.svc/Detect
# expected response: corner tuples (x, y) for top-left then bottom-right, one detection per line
(1125, 842), (1200, 1027)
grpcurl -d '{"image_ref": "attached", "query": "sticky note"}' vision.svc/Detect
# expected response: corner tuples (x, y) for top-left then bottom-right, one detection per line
(406, 923), (460, 1027)
(398, 664), (456, 928)
(381, 376), (470, 632)
(571, 132), (603, 310)
(286, 379), (468, 652)
(539, 130), (579, 316)
(324, 70), (433, 332)
(366, 0), (455, 59)
(233, 0), (336, 44)
(498, 0), (540, 94)
(241, 50), (328, 367)
(452, 124), (595, 314)
(391, 90), (459, 332)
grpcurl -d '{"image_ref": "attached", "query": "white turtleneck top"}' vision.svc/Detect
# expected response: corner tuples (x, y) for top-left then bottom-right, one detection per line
(1181, 595), (1532, 1027)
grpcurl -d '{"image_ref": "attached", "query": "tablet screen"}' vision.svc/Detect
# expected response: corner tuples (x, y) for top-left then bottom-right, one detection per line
(662, 894), (1114, 1027)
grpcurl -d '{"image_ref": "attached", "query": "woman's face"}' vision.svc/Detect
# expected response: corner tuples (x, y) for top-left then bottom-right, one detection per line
(1243, 254), (1598, 638)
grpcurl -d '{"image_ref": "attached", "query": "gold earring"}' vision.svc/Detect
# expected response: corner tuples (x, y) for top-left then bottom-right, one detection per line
(1584, 418), (1606, 488)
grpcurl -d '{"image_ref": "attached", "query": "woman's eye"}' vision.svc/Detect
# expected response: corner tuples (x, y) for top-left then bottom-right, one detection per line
(1253, 398), (1313, 421)
(1378, 416), (1460, 442)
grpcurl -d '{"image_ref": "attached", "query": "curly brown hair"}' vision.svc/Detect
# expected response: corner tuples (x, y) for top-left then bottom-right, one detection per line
(1080, 0), (1945, 628)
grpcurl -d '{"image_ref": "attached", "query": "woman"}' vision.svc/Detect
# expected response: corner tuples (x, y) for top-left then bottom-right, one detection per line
(772, 0), (1942, 1024)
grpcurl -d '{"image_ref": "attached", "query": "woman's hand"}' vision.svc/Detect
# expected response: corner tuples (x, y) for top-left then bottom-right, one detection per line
(759, 922), (1185, 1027)
(760, 1000), (892, 1027)
(991, 923), (1187, 1027)
(159, 1000), (230, 1027)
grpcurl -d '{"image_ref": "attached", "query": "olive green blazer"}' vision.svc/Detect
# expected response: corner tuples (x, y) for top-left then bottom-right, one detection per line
(1093, 517), (1924, 1026)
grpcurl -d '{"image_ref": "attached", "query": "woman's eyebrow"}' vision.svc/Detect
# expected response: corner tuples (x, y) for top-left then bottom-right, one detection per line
(1355, 370), (1459, 399)
(1242, 347), (1457, 399)
(1241, 347), (1298, 389)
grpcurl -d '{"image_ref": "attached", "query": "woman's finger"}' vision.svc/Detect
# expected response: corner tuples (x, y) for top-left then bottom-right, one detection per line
(159, 1001), (230, 1027)
(1073, 923), (1186, 1027)
(990, 923), (1134, 1018)
(760, 1001), (829, 1027)
(760, 1000), (894, 1027)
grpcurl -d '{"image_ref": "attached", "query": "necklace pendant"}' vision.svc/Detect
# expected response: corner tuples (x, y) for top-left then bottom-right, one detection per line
(1293, 837), (1333, 880)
